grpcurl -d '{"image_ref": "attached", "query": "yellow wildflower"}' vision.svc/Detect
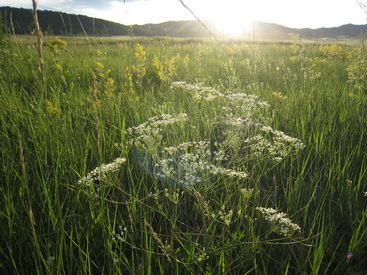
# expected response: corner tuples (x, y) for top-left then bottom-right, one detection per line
(319, 44), (346, 59)
(60, 75), (66, 84)
(134, 43), (147, 63)
(272, 91), (288, 100)
(124, 67), (135, 94)
(153, 56), (176, 82)
(46, 101), (62, 115)
(46, 38), (67, 51)
(95, 62), (104, 70)
(54, 63), (63, 71)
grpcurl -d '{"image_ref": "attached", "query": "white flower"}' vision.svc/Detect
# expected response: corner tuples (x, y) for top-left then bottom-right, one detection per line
(77, 157), (126, 186)
(256, 207), (301, 237)
(154, 140), (248, 186)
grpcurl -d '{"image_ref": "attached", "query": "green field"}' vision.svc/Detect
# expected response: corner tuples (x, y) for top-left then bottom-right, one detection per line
(1, 33), (367, 274)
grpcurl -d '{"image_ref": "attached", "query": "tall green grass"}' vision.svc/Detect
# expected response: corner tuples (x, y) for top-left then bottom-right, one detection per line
(1, 34), (367, 274)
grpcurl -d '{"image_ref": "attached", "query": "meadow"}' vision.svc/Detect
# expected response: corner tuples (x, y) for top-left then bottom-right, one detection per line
(1, 33), (367, 274)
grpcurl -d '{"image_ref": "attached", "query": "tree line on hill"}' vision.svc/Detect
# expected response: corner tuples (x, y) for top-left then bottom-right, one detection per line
(1, 6), (367, 40)
(0, 6), (212, 38)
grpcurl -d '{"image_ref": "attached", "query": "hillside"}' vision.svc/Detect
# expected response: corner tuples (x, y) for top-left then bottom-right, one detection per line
(0, 6), (140, 36)
(1, 6), (367, 39)
(0, 6), (210, 37)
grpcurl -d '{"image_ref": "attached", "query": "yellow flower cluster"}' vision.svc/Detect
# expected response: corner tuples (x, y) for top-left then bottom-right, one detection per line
(123, 43), (148, 93)
(183, 54), (190, 70)
(313, 57), (326, 63)
(53, 63), (67, 85)
(123, 67), (135, 94)
(46, 38), (67, 54)
(54, 63), (63, 72)
(272, 91), (288, 100)
(132, 43), (147, 80)
(46, 101), (62, 115)
(347, 46), (367, 92)
(93, 50), (115, 96)
(95, 61), (104, 70)
(117, 42), (125, 48)
(319, 44), (346, 59)
(134, 43), (147, 63)
(153, 56), (176, 82)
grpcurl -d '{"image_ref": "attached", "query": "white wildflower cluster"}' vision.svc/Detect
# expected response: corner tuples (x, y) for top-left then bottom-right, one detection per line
(155, 140), (248, 186)
(218, 205), (234, 226)
(171, 82), (270, 119)
(171, 81), (224, 102)
(219, 121), (305, 163)
(243, 125), (305, 162)
(256, 207), (301, 237)
(77, 157), (126, 186)
(148, 186), (161, 200)
(112, 225), (128, 242)
(164, 188), (184, 204)
(223, 113), (253, 128)
(195, 246), (209, 262)
(123, 83), (305, 186)
(210, 166), (248, 179)
(124, 113), (188, 151)
(147, 187), (184, 204)
(226, 92), (270, 109)
(171, 82), (272, 143)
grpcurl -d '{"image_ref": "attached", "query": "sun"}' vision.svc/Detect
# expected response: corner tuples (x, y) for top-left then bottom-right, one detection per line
(196, 0), (260, 38)
(211, 15), (255, 38)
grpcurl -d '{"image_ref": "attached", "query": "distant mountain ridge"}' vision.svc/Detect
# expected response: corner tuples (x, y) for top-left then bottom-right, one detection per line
(1, 6), (367, 40)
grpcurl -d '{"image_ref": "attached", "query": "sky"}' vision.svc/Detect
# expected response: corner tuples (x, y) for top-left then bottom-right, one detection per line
(1, 0), (367, 30)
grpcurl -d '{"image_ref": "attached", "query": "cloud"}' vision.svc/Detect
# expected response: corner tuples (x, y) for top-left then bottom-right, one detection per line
(101, 0), (194, 24)
(30, 0), (185, 25)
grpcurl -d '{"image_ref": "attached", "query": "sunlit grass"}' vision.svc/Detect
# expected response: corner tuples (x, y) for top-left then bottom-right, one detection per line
(1, 34), (367, 274)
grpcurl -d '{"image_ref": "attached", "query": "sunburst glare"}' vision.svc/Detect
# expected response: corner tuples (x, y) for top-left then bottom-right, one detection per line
(191, 0), (260, 38)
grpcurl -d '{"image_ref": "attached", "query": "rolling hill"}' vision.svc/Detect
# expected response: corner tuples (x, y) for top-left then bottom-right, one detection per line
(1, 6), (367, 40)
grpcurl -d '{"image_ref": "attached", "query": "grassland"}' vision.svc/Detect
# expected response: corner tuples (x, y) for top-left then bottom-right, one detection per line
(1, 34), (367, 274)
